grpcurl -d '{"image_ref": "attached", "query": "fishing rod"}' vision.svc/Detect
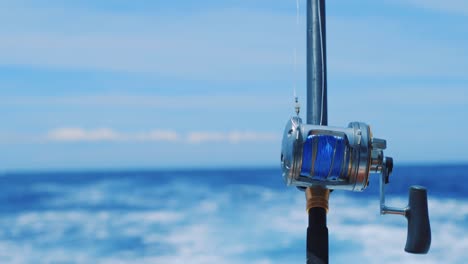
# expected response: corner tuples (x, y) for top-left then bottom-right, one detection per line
(280, 1), (431, 263)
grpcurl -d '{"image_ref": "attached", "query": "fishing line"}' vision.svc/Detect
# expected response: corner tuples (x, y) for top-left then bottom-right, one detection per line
(293, 0), (301, 116)
(318, 0), (325, 125)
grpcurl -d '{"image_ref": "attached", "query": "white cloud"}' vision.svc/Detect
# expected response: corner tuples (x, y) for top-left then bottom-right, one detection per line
(0, 8), (295, 81)
(47, 128), (123, 142)
(0, 95), (287, 110)
(45, 127), (278, 144)
(327, 16), (468, 78)
(46, 128), (179, 142)
(134, 131), (180, 142)
(187, 131), (278, 144)
(394, 0), (468, 15)
(0, 2), (465, 80)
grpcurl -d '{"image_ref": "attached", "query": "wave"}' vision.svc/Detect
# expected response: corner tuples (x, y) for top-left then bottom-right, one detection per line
(0, 168), (466, 263)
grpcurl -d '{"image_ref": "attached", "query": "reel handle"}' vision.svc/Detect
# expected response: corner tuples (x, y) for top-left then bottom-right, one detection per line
(405, 186), (431, 254)
(380, 159), (431, 254)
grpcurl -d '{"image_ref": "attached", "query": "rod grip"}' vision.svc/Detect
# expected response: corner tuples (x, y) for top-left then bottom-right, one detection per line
(405, 186), (431, 254)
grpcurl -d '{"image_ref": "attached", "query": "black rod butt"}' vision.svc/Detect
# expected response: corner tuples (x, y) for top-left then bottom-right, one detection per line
(307, 207), (328, 264)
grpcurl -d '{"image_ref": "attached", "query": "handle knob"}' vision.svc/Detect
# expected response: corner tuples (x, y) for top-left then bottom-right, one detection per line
(405, 186), (431, 254)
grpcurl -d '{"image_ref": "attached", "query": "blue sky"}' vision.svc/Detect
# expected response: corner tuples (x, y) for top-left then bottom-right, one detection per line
(0, 0), (467, 171)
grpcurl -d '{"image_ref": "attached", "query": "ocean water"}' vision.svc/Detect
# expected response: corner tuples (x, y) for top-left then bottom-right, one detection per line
(0, 165), (467, 264)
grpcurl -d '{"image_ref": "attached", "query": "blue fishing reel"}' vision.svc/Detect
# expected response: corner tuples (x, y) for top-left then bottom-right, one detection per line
(281, 116), (431, 254)
(281, 116), (385, 191)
